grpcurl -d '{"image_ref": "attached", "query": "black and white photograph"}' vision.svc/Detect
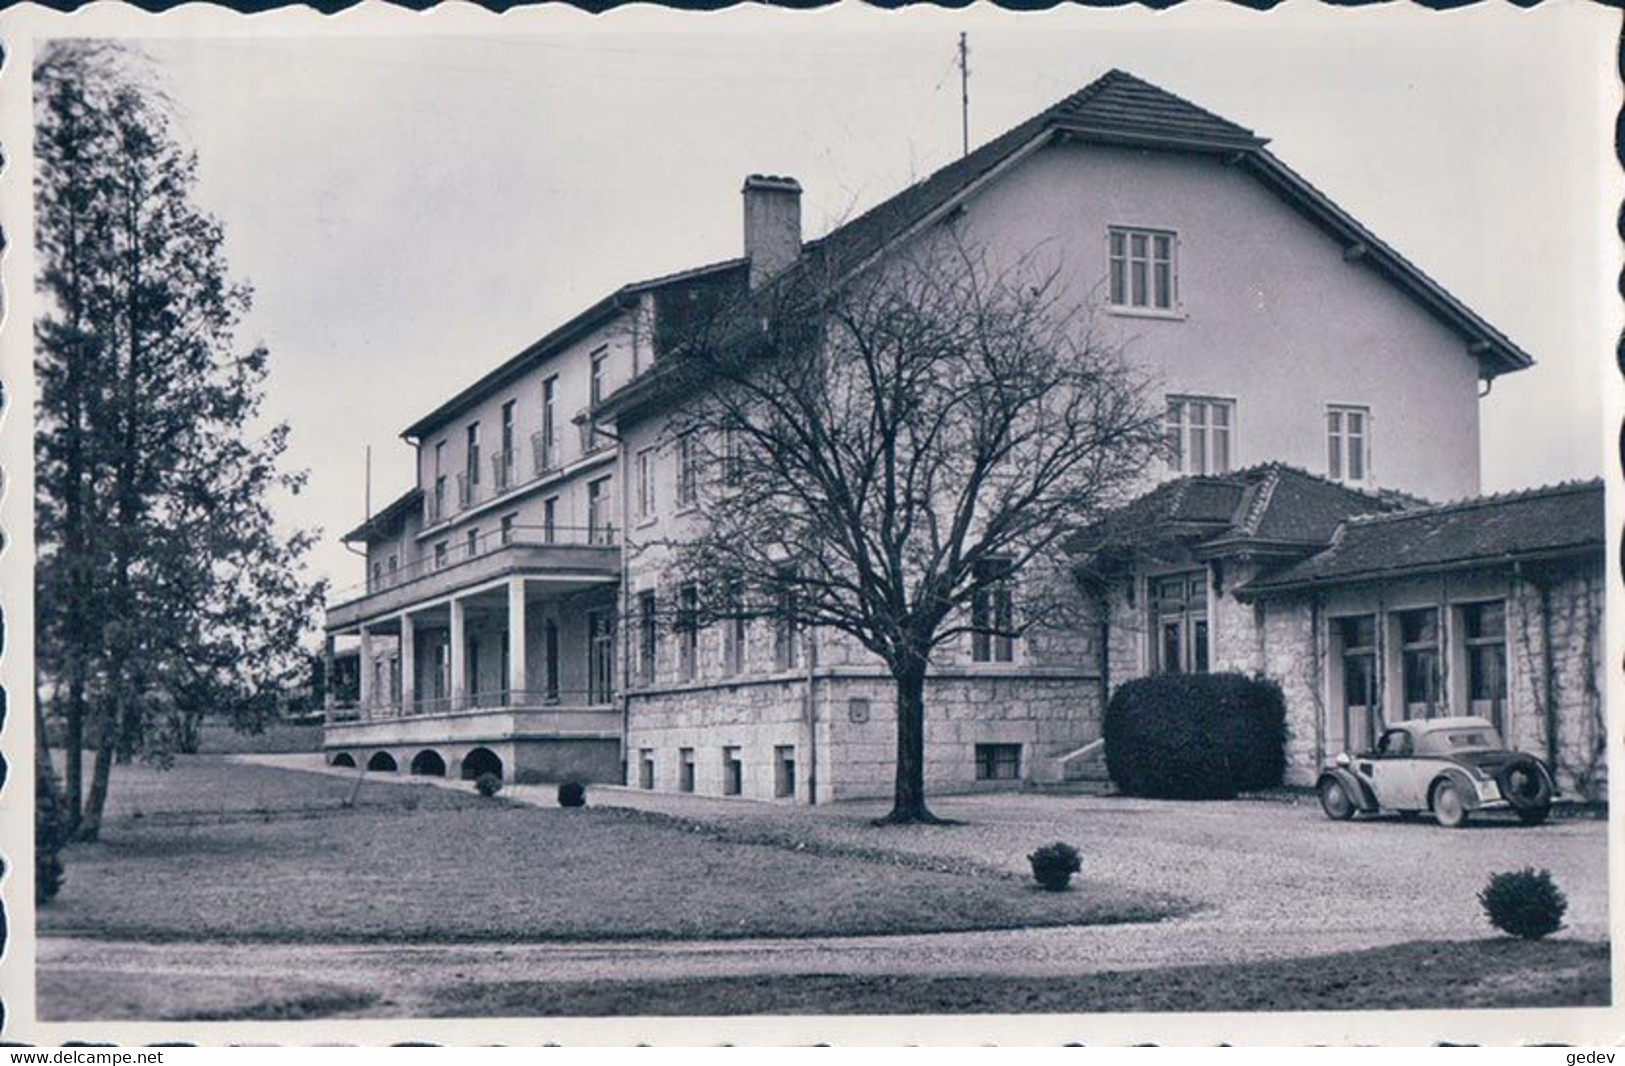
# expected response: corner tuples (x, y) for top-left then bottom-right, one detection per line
(0, 0), (1617, 1046)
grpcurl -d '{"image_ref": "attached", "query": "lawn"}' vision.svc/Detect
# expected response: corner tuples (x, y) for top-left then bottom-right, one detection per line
(431, 939), (1613, 1016)
(41, 757), (1186, 943)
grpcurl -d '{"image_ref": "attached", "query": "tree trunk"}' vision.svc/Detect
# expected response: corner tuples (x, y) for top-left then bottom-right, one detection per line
(77, 693), (118, 842)
(65, 679), (84, 836)
(877, 662), (947, 825)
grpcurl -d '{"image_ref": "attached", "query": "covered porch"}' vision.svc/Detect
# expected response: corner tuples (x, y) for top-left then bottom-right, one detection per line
(325, 573), (620, 732)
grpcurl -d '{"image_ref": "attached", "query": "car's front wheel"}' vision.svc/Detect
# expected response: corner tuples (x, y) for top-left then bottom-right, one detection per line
(1432, 780), (1469, 829)
(1319, 777), (1355, 821)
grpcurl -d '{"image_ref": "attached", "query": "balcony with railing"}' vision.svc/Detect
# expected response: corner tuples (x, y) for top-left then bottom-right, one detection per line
(325, 687), (621, 746)
(328, 523), (619, 631)
(578, 414), (611, 456)
(531, 431), (559, 478)
(492, 448), (517, 494)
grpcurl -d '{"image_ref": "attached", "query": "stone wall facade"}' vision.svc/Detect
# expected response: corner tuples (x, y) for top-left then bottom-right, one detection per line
(1097, 555), (1606, 793)
(625, 668), (1102, 803)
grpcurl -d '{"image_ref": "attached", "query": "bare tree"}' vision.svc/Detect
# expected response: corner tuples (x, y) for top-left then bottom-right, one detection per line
(646, 237), (1165, 824)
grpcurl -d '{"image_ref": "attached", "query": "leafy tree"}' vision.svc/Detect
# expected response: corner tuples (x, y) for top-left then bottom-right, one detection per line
(644, 238), (1164, 824)
(34, 42), (326, 840)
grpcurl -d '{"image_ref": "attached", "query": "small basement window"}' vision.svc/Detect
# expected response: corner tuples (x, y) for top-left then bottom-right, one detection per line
(975, 743), (1021, 781)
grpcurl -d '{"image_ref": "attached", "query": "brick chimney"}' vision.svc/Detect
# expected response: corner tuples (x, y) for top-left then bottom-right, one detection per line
(741, 174), (802, 288)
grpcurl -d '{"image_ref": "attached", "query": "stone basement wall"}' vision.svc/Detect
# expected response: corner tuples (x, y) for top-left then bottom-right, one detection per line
(625, 669), (1102, 803)
(624, 677), (822, 803)
(815, 671), (1102, 801)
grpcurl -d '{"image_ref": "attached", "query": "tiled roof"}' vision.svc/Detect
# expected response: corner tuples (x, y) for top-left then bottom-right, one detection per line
(1240, 479), (1604, 596)
(400, 259), (747, 441)
(797, 70), (1264, 281)
(412, 69), (1535, 444)
(1070, 463), (1405, 562)
(342, 487), (423, 544)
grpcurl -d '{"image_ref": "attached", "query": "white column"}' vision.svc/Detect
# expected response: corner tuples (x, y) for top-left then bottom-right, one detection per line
(400, 612), (416, 714)
(449, 597), (467, 710)
(358, 625), (373, 714)
(322, 635), (336, 714)
(508, 578), (529, 705)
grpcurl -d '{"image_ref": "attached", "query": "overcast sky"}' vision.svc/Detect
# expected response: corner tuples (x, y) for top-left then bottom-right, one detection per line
(107, 2), (1616, 593)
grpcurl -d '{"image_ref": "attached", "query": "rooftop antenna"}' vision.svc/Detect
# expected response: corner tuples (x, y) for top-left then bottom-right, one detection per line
(957, 31), (970, 158)
(364, 444), (372, 521)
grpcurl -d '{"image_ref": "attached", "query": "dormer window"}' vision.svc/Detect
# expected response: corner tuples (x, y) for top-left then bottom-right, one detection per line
(1109, 227), (1177, 312)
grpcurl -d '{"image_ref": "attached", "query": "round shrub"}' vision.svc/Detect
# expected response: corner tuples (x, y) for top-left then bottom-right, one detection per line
(1103, 673), (1287, 800)
(474, 771), (503, 798)
(1028, 842), (1083, 892)
(558, 780), (587, 808)
(1479, 867), (1567, 940)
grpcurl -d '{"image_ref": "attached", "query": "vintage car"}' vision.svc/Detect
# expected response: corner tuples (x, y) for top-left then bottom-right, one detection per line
(1317, 716), (1555, 828)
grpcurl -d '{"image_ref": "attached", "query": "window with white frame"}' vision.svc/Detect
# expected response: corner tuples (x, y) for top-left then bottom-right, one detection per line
(676, 434), (697, 508)
(1109, 227), (1177, 311)
(1166, 396), (1233, 475)
(636, 447), (657, 521)
(676, 584), (699, 682)
(970, 557), (1015, 663)
(1326, 405), (1370, 482)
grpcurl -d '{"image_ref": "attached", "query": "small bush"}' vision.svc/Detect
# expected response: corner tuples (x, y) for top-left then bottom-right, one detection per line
(1103, 673), (1287, 800)
(1479, 867), (1568, 940)
(474, 771), (503, 798)
(558, 781), (587, 808)
(1028, 842), (1083, 891)
(36, 767), (66, 905)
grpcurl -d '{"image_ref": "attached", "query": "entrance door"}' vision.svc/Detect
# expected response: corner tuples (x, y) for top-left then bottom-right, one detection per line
(1463, 601), (1507, 733)
(1338, 615), (1378, 755)
(587, 608), (615, 705)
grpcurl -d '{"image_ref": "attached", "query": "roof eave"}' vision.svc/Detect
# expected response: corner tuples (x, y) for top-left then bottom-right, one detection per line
(1236, 543), (1602, 602)
(1054, 123), (1268, 155)
(1240, 151), (1535, 378)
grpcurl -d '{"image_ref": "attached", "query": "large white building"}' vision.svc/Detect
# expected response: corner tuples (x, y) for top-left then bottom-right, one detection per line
(324, 71), (1602, 802)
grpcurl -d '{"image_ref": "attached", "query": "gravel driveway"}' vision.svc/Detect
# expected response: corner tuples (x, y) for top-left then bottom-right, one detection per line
(40, 758), (1608, 1020)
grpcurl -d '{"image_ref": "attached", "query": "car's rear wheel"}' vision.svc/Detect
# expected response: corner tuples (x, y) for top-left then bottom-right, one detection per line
(1498, 757), (1554, 827)
(1319, 778), (1355, 821)
(1432, 780), (1469, 829)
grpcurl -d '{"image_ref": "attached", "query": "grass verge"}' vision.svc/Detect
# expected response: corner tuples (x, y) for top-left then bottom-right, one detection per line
(431, 938), (1611, 1016)
(41, 756), (1186, 943)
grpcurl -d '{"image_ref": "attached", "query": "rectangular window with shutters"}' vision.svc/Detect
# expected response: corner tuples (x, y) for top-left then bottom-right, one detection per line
(638, 749), (655, 790)
(1327, 404), (1370, 482)
(1108, 227), (1177, 311)
(678, 748), (696, 793)
(722, 746), (743, 796)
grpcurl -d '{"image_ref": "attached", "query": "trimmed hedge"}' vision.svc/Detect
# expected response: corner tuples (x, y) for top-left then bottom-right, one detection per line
(1103, 672), (1287, 800)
